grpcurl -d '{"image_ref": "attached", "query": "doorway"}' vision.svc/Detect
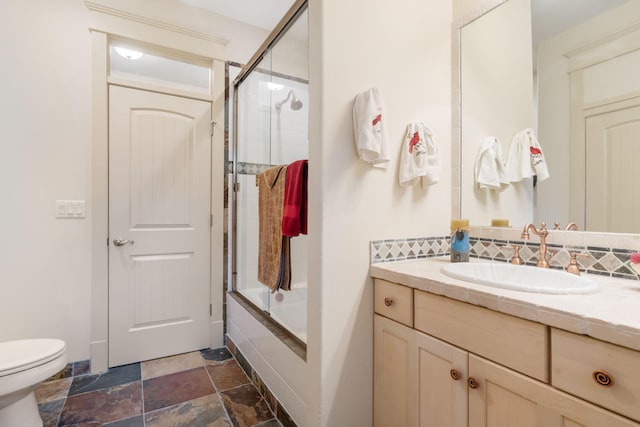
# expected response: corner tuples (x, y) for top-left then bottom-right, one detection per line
(108, 85), (212, 366)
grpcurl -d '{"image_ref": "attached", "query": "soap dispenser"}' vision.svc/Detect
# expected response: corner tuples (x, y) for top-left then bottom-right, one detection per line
(450, 219), (470, 263)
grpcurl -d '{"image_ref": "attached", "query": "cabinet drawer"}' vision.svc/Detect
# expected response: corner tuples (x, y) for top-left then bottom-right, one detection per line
(552, 328), (640, 422)
(374, 279), (413, 327)
(414, 290), (548, 382)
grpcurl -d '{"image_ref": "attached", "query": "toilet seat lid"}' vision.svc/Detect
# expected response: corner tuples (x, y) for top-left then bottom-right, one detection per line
(0, 339), (66, 377)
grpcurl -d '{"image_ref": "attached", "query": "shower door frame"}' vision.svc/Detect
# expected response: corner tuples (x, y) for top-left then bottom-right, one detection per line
(230, 0), (309, 354)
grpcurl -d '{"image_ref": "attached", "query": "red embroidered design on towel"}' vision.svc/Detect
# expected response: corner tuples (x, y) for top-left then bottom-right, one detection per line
(530, 146), (544, 165)
(372, 114), (382, 126)
(409, 132), (420, 153)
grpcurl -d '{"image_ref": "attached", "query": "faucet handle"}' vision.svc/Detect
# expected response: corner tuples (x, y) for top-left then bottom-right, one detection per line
(553, 222), (560, 230)
(502, 245), (522, 265)
(566, 252), (589, 275)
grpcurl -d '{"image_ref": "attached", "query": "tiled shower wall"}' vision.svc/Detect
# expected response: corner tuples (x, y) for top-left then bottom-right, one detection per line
(232, 73), (309, 298)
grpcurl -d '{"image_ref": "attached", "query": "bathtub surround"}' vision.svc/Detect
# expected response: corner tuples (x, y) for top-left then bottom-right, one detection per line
(370, 227), (640, 281)
(226, 336), (298, 427)
(230, 292), (306, 360)
(227, 293), (306, 424)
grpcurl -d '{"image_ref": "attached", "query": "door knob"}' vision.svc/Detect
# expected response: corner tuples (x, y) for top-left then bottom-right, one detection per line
(113, 239), (134, 246)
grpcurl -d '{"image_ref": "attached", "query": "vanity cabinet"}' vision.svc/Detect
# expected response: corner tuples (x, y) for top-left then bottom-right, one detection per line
(374, 278), (640, 427)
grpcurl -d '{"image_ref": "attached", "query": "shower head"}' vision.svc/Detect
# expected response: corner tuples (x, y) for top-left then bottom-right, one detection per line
(290, 96), (303, 111)
(275, 90), (303, 111)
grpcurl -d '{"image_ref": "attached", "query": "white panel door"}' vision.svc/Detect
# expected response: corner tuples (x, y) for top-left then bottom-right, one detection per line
(108, 85), (211, 367)
(586, 105), (640, 233)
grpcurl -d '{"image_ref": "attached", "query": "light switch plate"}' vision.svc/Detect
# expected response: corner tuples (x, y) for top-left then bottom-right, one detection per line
(56, 200), (86, 218)
(74, 201), (85, 216)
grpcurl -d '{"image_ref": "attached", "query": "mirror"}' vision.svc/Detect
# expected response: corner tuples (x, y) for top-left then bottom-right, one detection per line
(460, 0), (640, 233)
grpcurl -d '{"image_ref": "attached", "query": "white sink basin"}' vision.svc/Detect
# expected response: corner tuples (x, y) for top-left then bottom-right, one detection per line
(441, 262), (599, 294)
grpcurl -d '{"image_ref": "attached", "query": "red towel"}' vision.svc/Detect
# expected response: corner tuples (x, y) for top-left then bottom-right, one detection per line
(282, 160), (308, 237)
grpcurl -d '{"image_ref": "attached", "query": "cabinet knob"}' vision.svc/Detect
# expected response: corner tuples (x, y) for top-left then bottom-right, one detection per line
(467, 377), (479, 389)
(593, 370), (615, 387)
(384, 297), (393, 307)
(450, 369), (461, 381)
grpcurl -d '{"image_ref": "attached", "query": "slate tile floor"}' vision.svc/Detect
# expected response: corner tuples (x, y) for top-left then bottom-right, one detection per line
(36, 348), (282, 427)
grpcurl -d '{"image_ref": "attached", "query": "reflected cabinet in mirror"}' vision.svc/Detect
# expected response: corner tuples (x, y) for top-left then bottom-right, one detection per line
(460, 0), (640, 233)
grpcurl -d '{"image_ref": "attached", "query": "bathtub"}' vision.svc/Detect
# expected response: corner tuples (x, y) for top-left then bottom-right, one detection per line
(238, 283), (307, 343)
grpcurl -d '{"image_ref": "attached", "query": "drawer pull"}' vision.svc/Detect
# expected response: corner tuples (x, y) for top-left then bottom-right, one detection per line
(467, 377), (479, 389)
(593, 370), (615, 387)
(450, 369), (461, 381)
(384, 297), (393, 307)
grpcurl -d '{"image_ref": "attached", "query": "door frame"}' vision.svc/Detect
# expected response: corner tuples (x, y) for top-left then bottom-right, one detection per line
(87, 1), (227, 373)
(567, 25), (640, 227)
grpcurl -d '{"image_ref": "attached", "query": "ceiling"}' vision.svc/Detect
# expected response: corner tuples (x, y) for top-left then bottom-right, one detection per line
(531, 0), (627, 44)
(178, 0), (296, 30)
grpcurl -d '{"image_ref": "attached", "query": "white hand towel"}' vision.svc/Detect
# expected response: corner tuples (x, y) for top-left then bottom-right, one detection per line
(474, 136), (509, 192)
(505, 128), (550, 182)
(352, 87), (390, 168)
(399, 122), (440, 187)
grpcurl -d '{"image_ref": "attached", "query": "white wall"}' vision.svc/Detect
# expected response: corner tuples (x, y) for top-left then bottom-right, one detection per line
(0, 0), (268, 362)
(308, 0), (452, 425)
(227, 296), (308, 423)
(0, 0), (92, 362)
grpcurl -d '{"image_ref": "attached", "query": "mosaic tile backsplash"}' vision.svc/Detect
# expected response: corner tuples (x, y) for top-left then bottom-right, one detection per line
(370, 237), (450, 263)
(470, 238), (639, 281)
(371, 228), (640, 281)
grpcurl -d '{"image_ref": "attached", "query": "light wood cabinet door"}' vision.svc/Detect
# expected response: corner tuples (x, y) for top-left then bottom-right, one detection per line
(375, 314), (468, 427)
(415, 328), (468, 427)
(374, 314), (415, 427)
(468, 355), (639, 427)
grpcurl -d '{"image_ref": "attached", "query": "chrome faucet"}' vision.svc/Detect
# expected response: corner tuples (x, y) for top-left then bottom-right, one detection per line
(521, 222), (551, 268)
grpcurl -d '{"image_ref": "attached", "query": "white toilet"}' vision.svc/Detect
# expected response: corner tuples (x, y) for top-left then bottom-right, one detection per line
(0, 339), (67, 427)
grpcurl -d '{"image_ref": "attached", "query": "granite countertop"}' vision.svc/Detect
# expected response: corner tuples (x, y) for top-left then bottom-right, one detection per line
(370, 257), (640, 352)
